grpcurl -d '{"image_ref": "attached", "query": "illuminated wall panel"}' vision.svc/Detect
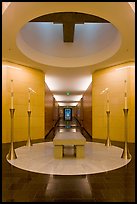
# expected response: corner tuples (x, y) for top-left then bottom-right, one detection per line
(2, 61), (45, 143)
(92, 62), (135, 142)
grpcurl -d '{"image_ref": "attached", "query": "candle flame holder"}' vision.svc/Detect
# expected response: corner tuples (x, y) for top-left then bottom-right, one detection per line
(7, 109), (17, 160)
(121, 109), (131, 159)
(26, 111), (32, 147)
(105, 110), (111, 147)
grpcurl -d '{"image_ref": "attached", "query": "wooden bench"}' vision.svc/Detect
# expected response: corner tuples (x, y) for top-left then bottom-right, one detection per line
(53, 132), (86, 159)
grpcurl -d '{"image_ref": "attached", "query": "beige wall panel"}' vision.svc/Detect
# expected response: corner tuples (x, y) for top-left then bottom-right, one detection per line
(92, 62), (135, 142)
(2, 61), (45, 143)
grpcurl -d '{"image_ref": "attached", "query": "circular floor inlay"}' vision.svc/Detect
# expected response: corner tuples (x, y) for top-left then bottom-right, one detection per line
(7, 142), (131, 175)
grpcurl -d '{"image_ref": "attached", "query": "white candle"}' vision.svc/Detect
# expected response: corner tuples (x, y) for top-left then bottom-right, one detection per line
(11, 80), (14, 109)
(28, 89), (31, 111)
(124, 80), (128, 109)
(106, 90), (109, 111)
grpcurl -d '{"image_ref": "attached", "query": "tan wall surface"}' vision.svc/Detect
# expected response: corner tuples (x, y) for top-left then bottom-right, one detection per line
(92, 62), (135, 142)
(2, 61), (45, 143)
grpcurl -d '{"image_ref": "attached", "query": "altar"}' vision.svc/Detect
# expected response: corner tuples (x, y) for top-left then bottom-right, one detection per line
(53, 132), (86, 159)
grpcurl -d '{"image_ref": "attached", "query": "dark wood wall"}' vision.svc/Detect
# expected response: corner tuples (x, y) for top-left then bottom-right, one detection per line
(83, 83), (92, 136)
(76, 83), (92, 136)
(75, 99), (83, 124)
(45, 83), (59, 135)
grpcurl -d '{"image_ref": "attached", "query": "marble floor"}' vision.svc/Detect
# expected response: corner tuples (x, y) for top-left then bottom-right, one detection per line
(7, 141), (131, 175)
(2, 118), (135, 202)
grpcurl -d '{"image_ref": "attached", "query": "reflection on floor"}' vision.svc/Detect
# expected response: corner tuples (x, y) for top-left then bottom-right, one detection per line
(45, 175), (93, 202)
(2, 117), (135, 202)
(57, 117), (78, 128)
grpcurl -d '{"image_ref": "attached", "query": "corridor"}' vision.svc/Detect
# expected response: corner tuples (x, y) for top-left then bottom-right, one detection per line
(2, 2), (135, 203)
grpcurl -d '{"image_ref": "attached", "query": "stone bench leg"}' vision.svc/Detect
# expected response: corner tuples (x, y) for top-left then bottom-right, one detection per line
(54, 145), (63, 159)
(76, 145), (84, 158)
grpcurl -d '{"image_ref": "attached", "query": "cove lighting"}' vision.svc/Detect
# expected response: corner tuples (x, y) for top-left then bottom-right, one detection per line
(54, 95), (82, 102)
(115, 65), (134, 71)
(2, 65), (22, 70)
(45, 75), (92, 92)
(58, 102), (78, 106)
(82, 75), (92, 91)
(84, 23), (99, 25)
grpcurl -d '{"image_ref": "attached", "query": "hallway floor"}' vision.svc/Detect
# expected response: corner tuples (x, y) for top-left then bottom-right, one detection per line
(2, 118), (135, 202)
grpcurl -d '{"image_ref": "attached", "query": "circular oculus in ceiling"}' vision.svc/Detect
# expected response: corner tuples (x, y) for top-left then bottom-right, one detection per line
(16, 12), (121, 68)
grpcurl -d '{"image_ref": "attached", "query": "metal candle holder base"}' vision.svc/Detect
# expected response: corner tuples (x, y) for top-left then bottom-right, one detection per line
(121, 109), (131, 159)
(105, 136), (111, 147)
(7, 109), (17, 160)
(105, 111), (111, 147)
(26, 111), (32, 147)
(121, 143), (132, 159)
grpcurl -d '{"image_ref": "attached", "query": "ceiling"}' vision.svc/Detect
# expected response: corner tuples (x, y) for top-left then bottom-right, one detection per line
(2, 2), (135, 106)
(29, 12), (109, 42)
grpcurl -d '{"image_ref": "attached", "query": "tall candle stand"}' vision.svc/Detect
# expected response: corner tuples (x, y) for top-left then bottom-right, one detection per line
(26, 110), (32, 147)
(121, 109), (131, 159)
(7, 108), (17, 160)
(105, 110), (111, 147)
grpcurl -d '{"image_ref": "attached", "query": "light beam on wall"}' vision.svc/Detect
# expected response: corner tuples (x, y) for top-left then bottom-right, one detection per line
(115, 65), (134, 71)
(2, 65), (22, 71)
(2, 2), (11, 14)
(128, 2), (135, 12)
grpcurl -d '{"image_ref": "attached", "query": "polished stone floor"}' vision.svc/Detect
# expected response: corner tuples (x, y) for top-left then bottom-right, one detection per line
(6, 142), (131, 175)
(2, 118), (135, 202)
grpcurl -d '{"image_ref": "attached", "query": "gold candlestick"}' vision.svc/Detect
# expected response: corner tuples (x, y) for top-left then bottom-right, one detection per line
(26, 111), (32, 147)
(121, 109), (131, 159)
(7, 109), (17, 160)
(105, 110), (111, 147)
